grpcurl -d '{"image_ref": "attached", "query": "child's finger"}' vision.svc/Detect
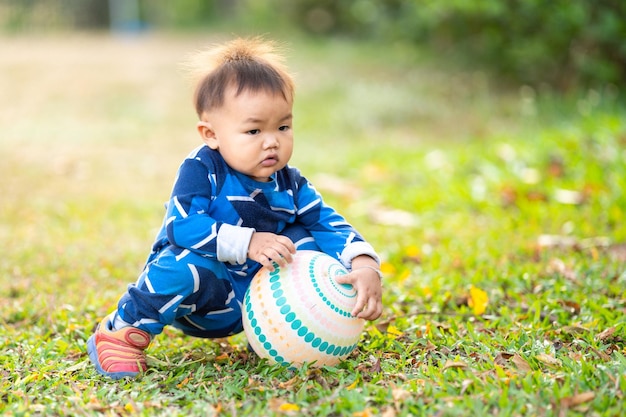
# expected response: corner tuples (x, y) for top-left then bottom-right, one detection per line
(351, 292), (368, 318)
(356, 299), (380, 320)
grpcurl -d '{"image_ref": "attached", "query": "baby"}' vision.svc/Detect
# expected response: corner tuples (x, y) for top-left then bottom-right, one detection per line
(87, 37), (383, 379)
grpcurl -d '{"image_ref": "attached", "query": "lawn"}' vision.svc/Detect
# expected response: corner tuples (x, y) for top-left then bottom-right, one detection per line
(0, 32), (625, 416)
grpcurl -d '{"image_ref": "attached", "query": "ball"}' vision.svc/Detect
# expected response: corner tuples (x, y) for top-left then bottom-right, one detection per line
(242, 250), (364, 367)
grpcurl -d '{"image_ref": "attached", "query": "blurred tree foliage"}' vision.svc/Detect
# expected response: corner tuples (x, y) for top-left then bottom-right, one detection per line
(1, 0), (624, 90)
(277, 0), (626, 90)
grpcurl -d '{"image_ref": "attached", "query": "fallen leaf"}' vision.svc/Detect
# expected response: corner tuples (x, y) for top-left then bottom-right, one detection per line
(269, 398), (301, 414)
(494, 352), (514, 367)
(369, 206), (418, 227)
(511, 354), (532, 373)
(424, 340), (437, 353)
(595, 326), (616, 342)
(381, 407), (397, 417)
(402, 244), (422, 264)
(608, 243), (626, 262)
(460, 379), (473, 395)
(176, 377), (190, 389)
(546, 258), (579, 282)
(371, 356), (382, 373)
(380, 261), (396, 275)
(468, 286), (489, 315)
(392, 388), (411, 402)
(558, 300), (581, 315)
(538, 235), (578, 249)
(560, 391), (595, 408)
(386, 325), (404, 339)
(561, 324), (589, 335)
(278, 375), (301, 389)
(442, 360), (468, 371)
(312, 173), (361, 198)
(278, 403), (300, 413)
(346, 378), (360, 390)
(589, 346), (611, 362)
(535, 353), (561, 367)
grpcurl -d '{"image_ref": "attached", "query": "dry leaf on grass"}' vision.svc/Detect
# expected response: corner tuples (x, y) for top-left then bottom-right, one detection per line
(494, 351), (514, 367)
(608, 242), (626, 261)
(268, 398), (300, 415)
(560, 391), (595, 408)
(511, 354), (532, 373)
(560, 323), (589, 335)
(595, 326), (616, 342)
(381, 407), (397, 417)
(442, 360), (468, 371)
(536, 353), (561, 367)
(392, 387), (412, 402)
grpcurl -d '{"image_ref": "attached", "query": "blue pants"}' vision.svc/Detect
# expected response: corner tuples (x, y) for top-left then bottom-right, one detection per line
(115, 224), (320, 338)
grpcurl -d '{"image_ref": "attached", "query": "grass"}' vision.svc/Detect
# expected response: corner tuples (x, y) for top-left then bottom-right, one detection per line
(1, 32), (625, 416)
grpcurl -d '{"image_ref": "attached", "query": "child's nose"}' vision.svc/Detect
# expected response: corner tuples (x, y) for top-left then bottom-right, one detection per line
(263, 134), (279, 149)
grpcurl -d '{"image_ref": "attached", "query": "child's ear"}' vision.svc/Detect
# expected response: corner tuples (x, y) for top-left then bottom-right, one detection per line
(197, 121), (219, 149)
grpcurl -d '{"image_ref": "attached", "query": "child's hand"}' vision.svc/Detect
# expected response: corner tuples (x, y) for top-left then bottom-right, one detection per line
(335, 256), (383, 321)
(248, 232), (296, 272)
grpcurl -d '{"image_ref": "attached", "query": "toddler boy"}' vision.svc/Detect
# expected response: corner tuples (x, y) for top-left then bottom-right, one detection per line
(87, 37), (383, 379)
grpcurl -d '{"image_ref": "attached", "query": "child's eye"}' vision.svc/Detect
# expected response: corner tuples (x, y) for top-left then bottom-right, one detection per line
(247, 129), (260, 135)
(278, 125), (290, 131)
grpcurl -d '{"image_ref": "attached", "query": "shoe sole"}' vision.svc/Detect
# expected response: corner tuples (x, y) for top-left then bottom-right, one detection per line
(87, 335), (141, 380)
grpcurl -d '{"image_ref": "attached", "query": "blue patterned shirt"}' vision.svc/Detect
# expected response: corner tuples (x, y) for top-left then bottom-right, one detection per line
(148, 145), (378, 278)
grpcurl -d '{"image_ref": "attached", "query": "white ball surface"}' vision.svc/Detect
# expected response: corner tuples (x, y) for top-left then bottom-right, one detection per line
(242, 250), (364, 367)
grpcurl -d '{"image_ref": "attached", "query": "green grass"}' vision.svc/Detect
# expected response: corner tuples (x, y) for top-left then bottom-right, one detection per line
(1, 33), (625, 416)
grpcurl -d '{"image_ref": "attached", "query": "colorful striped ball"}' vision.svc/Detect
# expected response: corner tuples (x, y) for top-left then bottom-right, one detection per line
(242, 250), (364, 367)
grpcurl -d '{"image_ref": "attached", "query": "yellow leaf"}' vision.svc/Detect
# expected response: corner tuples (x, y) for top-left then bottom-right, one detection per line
(398, 269), (411, 281)
(177, 377), (190, 389)
(278, 403), (300, 412)
(425, 322), (432, 338)
(387, 325), (404, 338)
(124, 403), (135, 413)
(468, 285), (489, 315)
(405, 244), (420, 257)
(380, 261), (396, 275)
(346, 378), (360, 390)
(421, 286), (433, 298)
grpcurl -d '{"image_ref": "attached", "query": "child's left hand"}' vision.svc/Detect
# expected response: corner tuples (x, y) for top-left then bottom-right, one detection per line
(335, 256), (383, 321)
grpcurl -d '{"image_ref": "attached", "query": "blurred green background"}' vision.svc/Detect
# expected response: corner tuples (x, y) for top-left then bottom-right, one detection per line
(2, 0), (625, 91)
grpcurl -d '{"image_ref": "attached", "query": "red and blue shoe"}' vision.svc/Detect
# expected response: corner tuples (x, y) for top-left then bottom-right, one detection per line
(87, 317), (151, 379)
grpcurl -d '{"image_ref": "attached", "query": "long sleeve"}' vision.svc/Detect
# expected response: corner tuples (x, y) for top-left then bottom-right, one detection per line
(162, 150), (255, 263)
(291, 171), (379, 268)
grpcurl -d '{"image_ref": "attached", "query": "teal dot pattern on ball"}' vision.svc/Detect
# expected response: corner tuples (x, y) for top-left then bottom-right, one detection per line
(242, 250), (364, 367)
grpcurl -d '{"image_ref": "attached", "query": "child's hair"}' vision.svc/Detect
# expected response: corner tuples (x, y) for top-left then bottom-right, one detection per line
(186, 37), (295, 117)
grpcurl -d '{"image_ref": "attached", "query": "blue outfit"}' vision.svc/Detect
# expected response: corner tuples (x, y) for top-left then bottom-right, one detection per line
(114, 145), (378, 338)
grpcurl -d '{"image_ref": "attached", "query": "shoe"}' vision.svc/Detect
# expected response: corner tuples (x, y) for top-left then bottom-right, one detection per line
(87, 317), (151, 379)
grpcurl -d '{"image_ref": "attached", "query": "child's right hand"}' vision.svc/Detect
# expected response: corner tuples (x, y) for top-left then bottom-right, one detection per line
(247, 232), (296, 272)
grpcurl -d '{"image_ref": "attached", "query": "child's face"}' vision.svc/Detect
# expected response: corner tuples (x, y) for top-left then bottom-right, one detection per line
(198, 87), (293, 182)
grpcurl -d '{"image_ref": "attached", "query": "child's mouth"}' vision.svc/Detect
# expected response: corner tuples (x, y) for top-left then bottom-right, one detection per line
(261, 155), (278, 167)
